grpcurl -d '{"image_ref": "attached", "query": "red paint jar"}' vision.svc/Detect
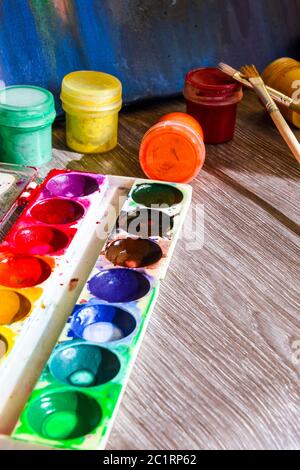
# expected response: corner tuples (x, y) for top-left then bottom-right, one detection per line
(183, 67), (243, 144)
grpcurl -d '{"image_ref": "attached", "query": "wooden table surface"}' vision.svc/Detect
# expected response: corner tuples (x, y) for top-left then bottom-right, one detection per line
(49, 91), (300, 450)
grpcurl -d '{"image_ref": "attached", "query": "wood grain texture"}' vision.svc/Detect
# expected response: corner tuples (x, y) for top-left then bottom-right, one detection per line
(206, 95), (300, 225)
(51, 91), (300, 450)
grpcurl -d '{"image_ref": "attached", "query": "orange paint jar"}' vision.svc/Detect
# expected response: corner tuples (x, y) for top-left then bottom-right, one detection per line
(139, 112), (205, 183)
(262, 58), (300, 128)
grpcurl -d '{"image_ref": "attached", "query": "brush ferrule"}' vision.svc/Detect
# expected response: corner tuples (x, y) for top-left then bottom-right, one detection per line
(232, 72), (251, 88)
(224, 64), (295, 111)
(248, 78), (279, 113)
(265, 101), (279, 113)
(271, 89), (293, 107)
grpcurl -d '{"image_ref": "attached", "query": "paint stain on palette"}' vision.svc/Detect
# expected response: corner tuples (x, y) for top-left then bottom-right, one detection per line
(12, 179), (192, 450)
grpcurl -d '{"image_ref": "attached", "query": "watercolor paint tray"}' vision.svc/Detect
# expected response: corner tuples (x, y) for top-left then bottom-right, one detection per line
(0, 169), (192, 450)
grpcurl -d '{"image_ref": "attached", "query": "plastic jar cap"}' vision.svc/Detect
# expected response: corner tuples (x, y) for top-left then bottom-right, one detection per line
(262, 57), (300, 88)
(185, 67), (241, 97)
(0, 86), (56, 127)
(139, 121), (205, 183)
(61, 70), (122, 112)
(159, 112), (204, 140)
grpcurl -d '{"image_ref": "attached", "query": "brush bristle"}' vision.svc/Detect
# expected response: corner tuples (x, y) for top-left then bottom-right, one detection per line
(240, 64), (260, 78)
(218, 63), (237, 77)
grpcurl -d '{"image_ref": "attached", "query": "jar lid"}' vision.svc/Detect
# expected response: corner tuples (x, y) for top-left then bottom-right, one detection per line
(61, 71), (122, 112)
(185, 67), (241, 97)
(159, 112), (204, 139)
(0, 86), (56, 127)
(262, 57), (300, 89)
(139, 121), (205, 183)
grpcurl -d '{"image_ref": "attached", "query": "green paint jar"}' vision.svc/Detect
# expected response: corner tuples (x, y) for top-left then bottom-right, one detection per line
(0, 86), (56, 166)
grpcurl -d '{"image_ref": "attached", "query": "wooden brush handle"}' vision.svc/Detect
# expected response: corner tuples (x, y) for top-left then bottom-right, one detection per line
(247, 75), (300, 164)
(270, 109), (300, 164)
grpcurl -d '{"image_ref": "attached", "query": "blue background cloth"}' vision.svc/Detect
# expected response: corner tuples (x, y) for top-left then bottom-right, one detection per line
(0, 0), (299, 112)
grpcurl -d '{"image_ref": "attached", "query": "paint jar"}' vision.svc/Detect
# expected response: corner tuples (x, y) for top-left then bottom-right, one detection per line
(139, 112), (205, 183)
(262, 58), (300, 128)
(0, 86), (56, 166)
(61, 71), (122, 153)
(183, 67), (243, 144)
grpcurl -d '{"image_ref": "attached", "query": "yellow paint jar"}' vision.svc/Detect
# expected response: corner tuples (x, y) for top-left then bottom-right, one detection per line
(262, 58), (300, 128)
(61, 71), (122, 153)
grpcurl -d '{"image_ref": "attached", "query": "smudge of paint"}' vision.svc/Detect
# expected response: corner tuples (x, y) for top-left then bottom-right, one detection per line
(131, 183), (183, 207)
(88, 268), (150, 303)
(68, 278), (79, 291)
(46, 173), (98, 198)
(26, 390), (102, 440)
(70, 304), (136, 343)
(0, 335), (7, 358)
(117, 208), (174, 238)
(30, 198), (84, 224)
(0, 289), (31, 324)
(49, 342), (120, 387)
(0, 253), (51, 288)
(14, 226), (69, 255)
(105, 238), (162, 268)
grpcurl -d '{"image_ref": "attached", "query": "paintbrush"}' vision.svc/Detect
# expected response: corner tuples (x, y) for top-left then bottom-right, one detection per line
(218, 62), (300, 115)
(240, 64), (300, 164)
